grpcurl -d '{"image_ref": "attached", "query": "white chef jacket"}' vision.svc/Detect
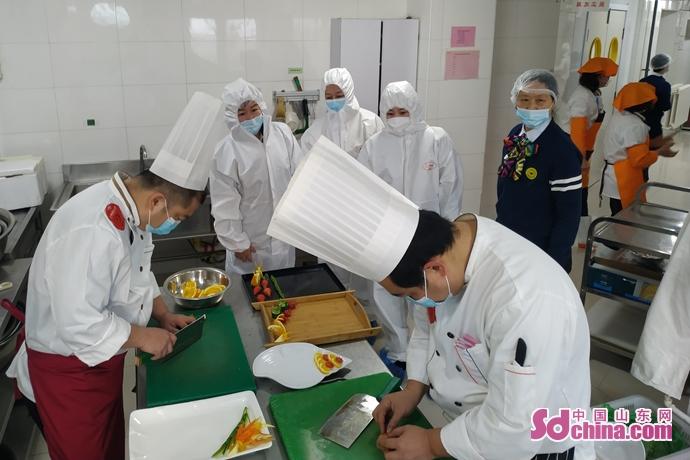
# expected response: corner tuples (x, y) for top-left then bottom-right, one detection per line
(7, 173), (159, 401)
(210, 116), (303, 274)
(407, 216), (594, 459)
(601, 110), (650, 199)
(566, 85), (602, 132)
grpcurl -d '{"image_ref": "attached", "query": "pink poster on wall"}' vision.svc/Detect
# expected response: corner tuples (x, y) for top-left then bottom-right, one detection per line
(451, 26), (476, 48)
(444, 50), (480, 80)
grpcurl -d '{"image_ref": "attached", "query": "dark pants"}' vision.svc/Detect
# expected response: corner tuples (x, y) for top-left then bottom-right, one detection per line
(581, 187), (589, 217)
(610, 198), (623, 216)
(532, 447), (575, 459)
(19, 397), (43, 434)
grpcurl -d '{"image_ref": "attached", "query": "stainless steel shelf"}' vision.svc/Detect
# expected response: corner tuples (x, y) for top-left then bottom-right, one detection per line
(587, 298), (647, 359)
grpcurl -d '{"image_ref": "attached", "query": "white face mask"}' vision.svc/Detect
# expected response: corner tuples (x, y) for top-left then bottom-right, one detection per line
(387, 116), (411, 132)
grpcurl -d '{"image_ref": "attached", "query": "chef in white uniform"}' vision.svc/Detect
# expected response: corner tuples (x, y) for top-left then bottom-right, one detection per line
(268, 137), (595, 460)
(358, 80), (463, 370)
(211, 78), (303, 275)
(6, 92), (226, 460)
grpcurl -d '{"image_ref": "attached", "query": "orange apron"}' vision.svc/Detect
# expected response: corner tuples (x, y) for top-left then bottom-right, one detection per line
(571, 117), (603, 188)
(612, 141), (659, 208)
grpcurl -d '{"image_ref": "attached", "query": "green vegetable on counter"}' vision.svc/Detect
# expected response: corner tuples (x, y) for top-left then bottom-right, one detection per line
(270, 275), (286, 299)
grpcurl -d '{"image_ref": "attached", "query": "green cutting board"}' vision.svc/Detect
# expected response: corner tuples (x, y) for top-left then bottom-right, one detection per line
(144, 305), (256, 408)
(269, 373), (434, 460)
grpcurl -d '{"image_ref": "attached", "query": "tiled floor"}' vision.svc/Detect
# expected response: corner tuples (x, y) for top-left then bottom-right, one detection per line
(27, 131), (690, 458)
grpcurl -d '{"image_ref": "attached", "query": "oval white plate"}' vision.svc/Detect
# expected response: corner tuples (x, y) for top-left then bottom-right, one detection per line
(252, 342), (351, 389)
(594, 440), (645, 460)
(129, 391), (271, 460)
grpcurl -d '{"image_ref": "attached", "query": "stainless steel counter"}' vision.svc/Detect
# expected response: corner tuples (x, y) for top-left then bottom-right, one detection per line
(141, 273), (389, 460)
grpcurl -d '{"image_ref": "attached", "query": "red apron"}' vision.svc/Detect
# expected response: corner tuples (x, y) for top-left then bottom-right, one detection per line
(27, 348), (126, 460)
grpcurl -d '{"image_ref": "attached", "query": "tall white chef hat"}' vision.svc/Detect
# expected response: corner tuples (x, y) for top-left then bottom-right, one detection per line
(267, 136), (420, 282)
(150, 92), (226, 191)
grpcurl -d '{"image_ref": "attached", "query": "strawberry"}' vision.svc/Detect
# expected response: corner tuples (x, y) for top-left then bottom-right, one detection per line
(261, 278), (270, 288)
(256, 294), (266, 302)
(263, 287), (272, 297)
(253, 286), (261, 295)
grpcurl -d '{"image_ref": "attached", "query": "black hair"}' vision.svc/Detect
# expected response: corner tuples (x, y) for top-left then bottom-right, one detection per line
(579, 72), (601, 93)
(136, 169), (206, 207)
(626, 101), (655, 114)
(388, 210), (458, 288)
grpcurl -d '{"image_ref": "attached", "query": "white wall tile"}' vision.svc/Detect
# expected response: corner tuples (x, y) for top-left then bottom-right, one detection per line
(55, 86), (125, 130)
(244, 0), (303, 41)
(356, 0), (407, 19)
(0, 0), (49, 43)
(126, 126), (173, 160)
(187, 83), (226, 101)
(302, 41), (330, 81)
(120, 42), (186, 85)
(408, 0), (443, 41)
(0, 44), (53, 89)
(61, 128), (128, 164)
(417, 79), (440, 120)
(489, 73), (518, 109)
(123, 85), (187, 127)
(0, 89), (58, 134)
(476, 39), (495, 80)
(303, 0), (357, 41)
(181, 0), (245, 41)
(435, 116), (488, 155)
(245, 41), (303, 82)
(461, 188), (482, 214)
(117, 0), (184, 42)
(184, 41), (245, 84)
(50, 43), (122, 87)
(45, 0), (119, 43)
(437, 79), (491, 118)
(459, 153), (485, 190)
(0, 132), (63, 173)
(443, 0), (497, 41)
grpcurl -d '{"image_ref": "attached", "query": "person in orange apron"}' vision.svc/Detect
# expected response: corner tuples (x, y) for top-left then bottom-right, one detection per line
(600, 82), (677, 214)
(567, 57), (618, 246)
(5, 92), (226, 460)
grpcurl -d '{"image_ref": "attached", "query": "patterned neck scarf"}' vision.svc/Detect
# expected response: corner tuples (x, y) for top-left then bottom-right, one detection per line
(498, 133), (539, 181)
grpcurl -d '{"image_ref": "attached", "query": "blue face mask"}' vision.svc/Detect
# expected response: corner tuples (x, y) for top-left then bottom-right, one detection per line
(515, 108), (551, 129)
(240, 115), (263, 135)
(406, 271), (452, 309)
(326, 98), (346, 112)
(146, 199), (180, 235)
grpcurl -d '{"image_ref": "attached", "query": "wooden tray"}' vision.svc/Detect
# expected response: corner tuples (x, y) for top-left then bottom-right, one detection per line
(258, 291), (381, 347)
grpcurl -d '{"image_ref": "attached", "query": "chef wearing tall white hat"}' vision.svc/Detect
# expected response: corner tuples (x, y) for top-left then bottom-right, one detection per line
(6, 92), (226, 460)
(269, 137), (595, 460)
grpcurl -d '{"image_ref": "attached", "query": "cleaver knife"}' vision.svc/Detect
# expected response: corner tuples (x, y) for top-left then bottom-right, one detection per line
(141, 314), (207, 363)
(319, 376), (400, 448)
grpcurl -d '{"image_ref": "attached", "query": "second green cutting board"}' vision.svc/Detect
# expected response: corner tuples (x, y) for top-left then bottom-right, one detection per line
(269, 373), (435, 460)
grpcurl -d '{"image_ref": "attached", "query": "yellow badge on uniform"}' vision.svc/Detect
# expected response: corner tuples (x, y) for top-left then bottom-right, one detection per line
(525, 167), (538, 180)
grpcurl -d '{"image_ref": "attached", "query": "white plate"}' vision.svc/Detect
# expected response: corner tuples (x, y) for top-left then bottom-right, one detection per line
(129, 391), (271, 460)
(594, 440), (645, 460)
(252, 342), (352, 389)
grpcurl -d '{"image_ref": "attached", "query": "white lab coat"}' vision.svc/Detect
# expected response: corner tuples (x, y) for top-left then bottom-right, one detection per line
(7, 173), (159, 401)
(407, 216), (594, 459)
(358, 81), (464, 361)
(632, 214), (690, 399)
(210, 116), (303, 275)
(601, 110), (650, 199)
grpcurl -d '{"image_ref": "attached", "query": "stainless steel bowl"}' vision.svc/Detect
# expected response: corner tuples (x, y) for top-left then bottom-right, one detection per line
(0, 208), (17, 261)
(164, 267), (230, 309)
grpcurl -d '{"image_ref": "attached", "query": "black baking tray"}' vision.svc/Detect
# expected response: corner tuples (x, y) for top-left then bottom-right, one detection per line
(241, 263), (346, 304)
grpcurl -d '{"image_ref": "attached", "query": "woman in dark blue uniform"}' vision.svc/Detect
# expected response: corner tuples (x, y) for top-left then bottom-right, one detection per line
(496, 69), (582, 273)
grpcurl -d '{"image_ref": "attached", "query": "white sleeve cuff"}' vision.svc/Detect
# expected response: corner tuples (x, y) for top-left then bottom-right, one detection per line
(440, 412), (482, 460)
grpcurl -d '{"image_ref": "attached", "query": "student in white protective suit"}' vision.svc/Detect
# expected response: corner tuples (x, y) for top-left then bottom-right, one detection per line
(300, 67), (384, 298)
(211, 78), (304, 275)
(358, 80), (464, 375)
(268, 138), (595, 460)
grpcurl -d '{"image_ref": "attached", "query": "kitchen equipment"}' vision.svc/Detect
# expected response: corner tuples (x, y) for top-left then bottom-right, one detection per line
(269, 372), (432, 460)
(165, 267), (230, 309)
(0, 156), (47, 211)
(257, 291), (381, 347)
(142, 306), (255, 408)
(141, 314), (206, 363)
(129, 390), (271, 460)
(319, 376), (400, 448)
(252, 342), (351, 389)
(0, 282), (12, 293)
(241, 263), (345, 309)
(593, 440), (645, 460)
(0, 209), (17, 260)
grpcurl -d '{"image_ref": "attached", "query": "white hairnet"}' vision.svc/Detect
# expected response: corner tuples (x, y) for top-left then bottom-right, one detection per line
(510, 69), (559, 105)
(651, 53), (671, 71)
(324, 68), (360, 111)
(380, 81), (424, 123)
(221, 78), (267, 128)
